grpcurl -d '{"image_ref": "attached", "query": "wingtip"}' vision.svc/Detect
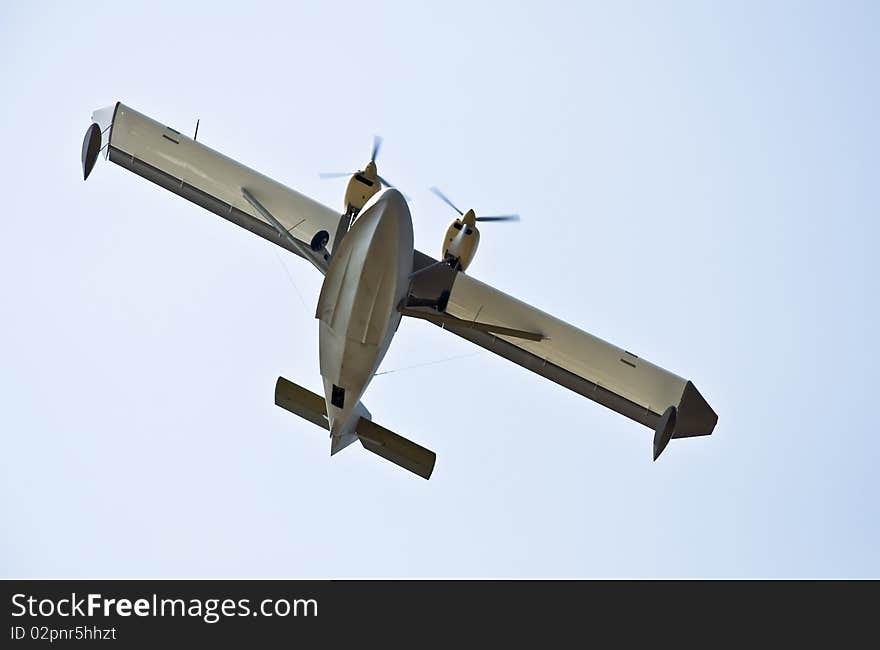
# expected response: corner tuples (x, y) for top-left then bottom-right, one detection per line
(652, 406), (676, 461)
(81, 122), (102, 181)
(672, 381), (718, 439)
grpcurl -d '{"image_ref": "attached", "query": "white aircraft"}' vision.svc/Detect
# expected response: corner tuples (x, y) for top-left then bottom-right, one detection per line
(82, 103), (717, 479)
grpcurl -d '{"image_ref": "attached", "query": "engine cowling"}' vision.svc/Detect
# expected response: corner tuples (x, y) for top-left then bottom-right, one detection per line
(343, 160), (381, 215)
(442, 209), (480, 271)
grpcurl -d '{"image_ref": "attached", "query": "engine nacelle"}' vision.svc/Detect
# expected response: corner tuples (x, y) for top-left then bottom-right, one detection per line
(343, 160), (381, 215)
(442, 209), (480, 271)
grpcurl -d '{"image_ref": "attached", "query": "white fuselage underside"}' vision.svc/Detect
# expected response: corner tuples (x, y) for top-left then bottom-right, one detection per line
(315, 190), (414, 446)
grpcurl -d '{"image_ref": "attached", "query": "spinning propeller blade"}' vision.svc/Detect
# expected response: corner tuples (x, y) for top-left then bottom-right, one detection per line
(430, 188), (520, 223)
(476, 214), (520, 222)
(429, 187), (464, 215)
(320, 135), (386, 180)
(371, 135), (383, 162)
(320, 136), (410, 200)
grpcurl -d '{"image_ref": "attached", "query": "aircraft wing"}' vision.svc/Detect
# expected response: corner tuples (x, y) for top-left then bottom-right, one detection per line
(407, 252), (717, 457)
(83, 103), (342, 259)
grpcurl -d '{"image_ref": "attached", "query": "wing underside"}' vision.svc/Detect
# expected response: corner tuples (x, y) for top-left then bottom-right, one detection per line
(89, 102), (342, 260)
(407, 253), (717, 446)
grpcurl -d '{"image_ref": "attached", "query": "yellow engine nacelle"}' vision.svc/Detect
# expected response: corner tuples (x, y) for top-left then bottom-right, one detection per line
(343, 160), (381, 215)
(442, 209), (480, 271)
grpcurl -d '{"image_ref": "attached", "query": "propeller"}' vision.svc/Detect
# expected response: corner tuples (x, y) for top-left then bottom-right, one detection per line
(429, 187), (520, 222)
(371, 135), (382, 162)
(429, 187), (463, 215)
(475, 214), (520, 222)
(319, 135), (397, 188)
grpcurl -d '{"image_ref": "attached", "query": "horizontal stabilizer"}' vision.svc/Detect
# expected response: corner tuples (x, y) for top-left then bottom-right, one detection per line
(356, 418), (436, 480)
(275, 376), (436, 479)
(275, 376), (329, 430)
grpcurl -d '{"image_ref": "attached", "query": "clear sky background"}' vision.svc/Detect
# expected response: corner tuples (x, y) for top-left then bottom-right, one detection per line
(1, 1), (877, 578)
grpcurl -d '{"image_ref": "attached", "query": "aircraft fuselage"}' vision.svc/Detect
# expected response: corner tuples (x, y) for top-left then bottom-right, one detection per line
(315, 189), (414, 451)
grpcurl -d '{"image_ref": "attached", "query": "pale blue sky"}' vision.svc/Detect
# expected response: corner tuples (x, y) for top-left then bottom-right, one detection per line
(1, 1), (877, 577)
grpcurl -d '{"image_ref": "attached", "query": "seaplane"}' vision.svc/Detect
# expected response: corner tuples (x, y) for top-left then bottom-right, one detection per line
(81, 103), (718, 479)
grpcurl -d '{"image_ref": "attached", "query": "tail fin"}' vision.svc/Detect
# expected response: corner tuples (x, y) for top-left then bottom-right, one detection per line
(275, 376), (436, 479)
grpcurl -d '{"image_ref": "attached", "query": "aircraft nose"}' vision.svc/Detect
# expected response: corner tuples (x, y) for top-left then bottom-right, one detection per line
(355, 187), (411, 235)
(374, 187), (407, 212)
(380, 187), (404, 201)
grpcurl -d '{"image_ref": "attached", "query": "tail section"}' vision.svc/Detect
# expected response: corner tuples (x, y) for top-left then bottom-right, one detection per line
(274, 377), (436, 479)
